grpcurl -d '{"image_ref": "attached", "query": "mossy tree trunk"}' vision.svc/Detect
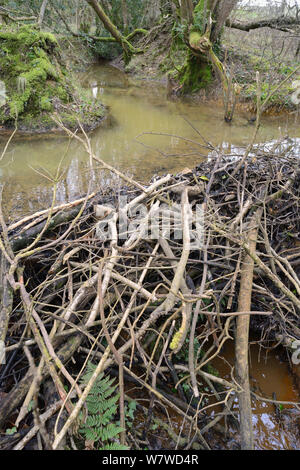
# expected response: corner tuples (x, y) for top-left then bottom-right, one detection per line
(176, 0), (238, 96)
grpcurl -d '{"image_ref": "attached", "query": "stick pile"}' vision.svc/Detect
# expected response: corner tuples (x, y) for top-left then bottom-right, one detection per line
(0, 132), (300, 450)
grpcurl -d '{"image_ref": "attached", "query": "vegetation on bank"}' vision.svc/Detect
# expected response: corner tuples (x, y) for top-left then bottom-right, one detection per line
(0, 25), (105, 132)
(126, 21), (299, 114)
(0, 1), (299, 131)
(0, 0), (299, 452)
(1, 138), (300, 450)
(223, 27), (299, 113)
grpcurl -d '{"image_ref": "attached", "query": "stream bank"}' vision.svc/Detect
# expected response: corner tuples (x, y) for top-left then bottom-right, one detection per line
(0, 26), (105, 135)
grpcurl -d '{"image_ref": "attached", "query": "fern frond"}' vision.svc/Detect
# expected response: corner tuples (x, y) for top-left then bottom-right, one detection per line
(101, 395), (120, 411)
(79, 362), (125, 449)
(81, 428), (99, 442)
(101, 424), (125, 442)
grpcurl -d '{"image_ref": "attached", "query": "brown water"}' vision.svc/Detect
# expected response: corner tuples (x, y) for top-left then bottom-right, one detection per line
(0, 63), (299, 219)
(211, 340), (300, 450)
(0, 64), (299, 448)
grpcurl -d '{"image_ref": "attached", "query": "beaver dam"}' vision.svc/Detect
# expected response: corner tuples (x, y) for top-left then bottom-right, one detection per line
(2, 63), (300, 221)
(0, 127), (300, 451)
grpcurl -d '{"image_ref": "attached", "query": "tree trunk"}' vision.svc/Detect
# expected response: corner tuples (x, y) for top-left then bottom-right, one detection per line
(86, 0), (124, 44)
(178, 1), (238, 99)
(235, 208), (262, 450)
(38, 0), (49, 27)
(180, 0), (194, 23)
(211, 0), (239, 42)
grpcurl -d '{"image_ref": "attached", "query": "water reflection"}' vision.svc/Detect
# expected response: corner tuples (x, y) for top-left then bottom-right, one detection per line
(211, 339), (300, 450)
(91, 81), (98, 100)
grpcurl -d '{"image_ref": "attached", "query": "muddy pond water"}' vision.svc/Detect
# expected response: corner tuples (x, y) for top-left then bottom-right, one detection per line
(211, 339), (300, 450)
(0, 63), (299, 449)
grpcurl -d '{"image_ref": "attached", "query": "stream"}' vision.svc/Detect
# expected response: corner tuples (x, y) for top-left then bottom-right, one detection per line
(0, 63), (299, 450)
(1, 63), (299, 219)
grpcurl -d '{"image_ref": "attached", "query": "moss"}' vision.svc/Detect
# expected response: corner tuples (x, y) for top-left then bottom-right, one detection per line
(55, 85), (69, 101)
(0, 25), (105, 131)
(189, 31), (202, 49)
(0, 27), (57, 48)
(40, 96), (53, 112)
(170, 330), (183, 351)
(179, 51), (213, 93)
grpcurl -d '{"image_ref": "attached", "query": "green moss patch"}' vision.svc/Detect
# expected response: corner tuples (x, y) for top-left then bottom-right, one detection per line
(0, 25), (105, 133)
